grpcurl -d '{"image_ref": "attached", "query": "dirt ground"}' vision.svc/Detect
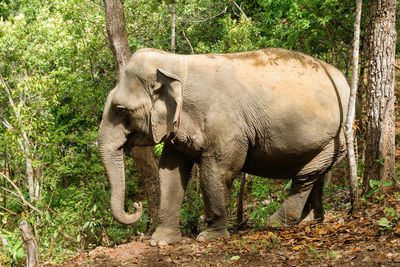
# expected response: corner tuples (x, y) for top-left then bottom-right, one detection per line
(44, 196), (400, 267)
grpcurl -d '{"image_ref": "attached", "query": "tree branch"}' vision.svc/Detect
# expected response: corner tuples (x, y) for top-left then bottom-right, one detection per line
(0, 191), (24, 207)
(0, 116), (13, 130)
(182, 29), (194, 54)
(1, 186), (23, 200)
(0, 204), (18, 216)
(336, 21), (353, 33)
(88, 0), (104, 8)
(76, 6), (108, 39)
(232, 1), (248, 19)
(0, 173), (42, 215)
(17, 139), (26, 155)
(192, 6), (227, 23)
(0, 73), (16, 108)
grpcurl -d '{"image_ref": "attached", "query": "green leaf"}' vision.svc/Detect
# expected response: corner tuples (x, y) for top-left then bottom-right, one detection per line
(378, 217), (391, 228)
(366, 187), (379, 197)
(230, 255), (240, 261)
(16, 247), (25, 259)
(383, 181), (393, 187)
(385, 207), (397, 217)
(369, 179), (381, 188)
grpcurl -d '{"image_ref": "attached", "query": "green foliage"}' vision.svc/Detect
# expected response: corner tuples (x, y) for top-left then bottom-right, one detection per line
(249, 202), (277, 229)
(364, 179), (393, 198)
(249, 177), (289, 229)
(308, 244), (320, 260)
(154, 143), (164, 157)
(0, 1), (140, 264)
(0, 229), (25, 266)
(180, 176), (204, 235)
(237, 0), (356, 71)
(377, 207), (399, 232)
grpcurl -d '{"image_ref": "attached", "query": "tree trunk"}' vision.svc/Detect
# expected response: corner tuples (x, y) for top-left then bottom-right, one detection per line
(131, 147), (160, 225)
(236, 173), (247, 228)
(345, 0), (362, 213)
(104, 0), (132, 77)
(355, 33), (368, 134)
(103, 0), (160, 224)
(21, 132), (39, 201)
(364, 0), (397, 195)
(19, 220), (39, 267)
(171, 0), (176, 53)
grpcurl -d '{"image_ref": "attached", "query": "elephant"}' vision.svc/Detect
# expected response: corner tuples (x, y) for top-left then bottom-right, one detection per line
(98, 48), (349, 245)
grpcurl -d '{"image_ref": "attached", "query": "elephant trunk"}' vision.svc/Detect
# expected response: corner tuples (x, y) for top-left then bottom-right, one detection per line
(98, 119), (142, 225)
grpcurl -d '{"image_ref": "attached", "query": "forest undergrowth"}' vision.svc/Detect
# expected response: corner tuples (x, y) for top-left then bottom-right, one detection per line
(44, 176), (400, 266)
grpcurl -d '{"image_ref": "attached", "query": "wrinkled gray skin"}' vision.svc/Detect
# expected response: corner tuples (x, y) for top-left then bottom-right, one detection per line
(98, 48), (349, 245)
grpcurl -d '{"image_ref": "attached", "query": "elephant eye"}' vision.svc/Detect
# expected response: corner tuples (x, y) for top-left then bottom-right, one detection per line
(115, 104), (128, 114)
(152, 83), (163, 94)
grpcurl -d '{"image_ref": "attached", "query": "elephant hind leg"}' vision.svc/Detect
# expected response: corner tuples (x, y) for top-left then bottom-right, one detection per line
(267, 179), (314, 226)
(299, 174), (325, 222)
(269, 137), (344, 227)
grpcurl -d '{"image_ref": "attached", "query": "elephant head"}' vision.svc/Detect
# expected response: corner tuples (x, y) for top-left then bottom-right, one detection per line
(98, 49), (185, 224)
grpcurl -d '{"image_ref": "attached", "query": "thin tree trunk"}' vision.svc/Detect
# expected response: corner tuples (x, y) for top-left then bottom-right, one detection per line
(21, 133), (37, 201)
(236, 173), (246, 227)
(364, 0), (397, 195)
(103, 0), (160, 224)
(0, 74), (38, 201)
(355, 34), (367, 134)
(325, 170), (332, 186)
(131, 147), (160, 225)
(171, 0), (176, 53)
(19, 220), (39, 267)
(326, 27), (337, 67)
(345, 0), (362, 213)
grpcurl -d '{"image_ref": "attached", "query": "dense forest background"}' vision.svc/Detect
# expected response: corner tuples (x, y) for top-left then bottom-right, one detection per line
(0, 0), (399, 265)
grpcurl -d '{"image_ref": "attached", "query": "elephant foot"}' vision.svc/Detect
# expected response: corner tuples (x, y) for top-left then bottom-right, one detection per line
(150, 226), (182, 246)
(196, 229), (230, 242)
(265, 215), (285, 228)
(303, 210), (324, 223)
(266, 209), (298, 228)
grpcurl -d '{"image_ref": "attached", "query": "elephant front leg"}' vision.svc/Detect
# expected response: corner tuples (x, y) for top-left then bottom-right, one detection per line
(151, 143), (193, 245)
(196, 159), (232, 242)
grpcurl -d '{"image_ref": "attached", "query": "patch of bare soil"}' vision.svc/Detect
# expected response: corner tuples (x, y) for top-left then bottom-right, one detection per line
(44, 195), (400, 267)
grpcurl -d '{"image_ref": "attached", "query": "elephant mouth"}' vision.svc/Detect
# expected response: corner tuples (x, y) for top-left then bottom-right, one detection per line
(122, 131), (137, 152)
(123, 131), (156, 151)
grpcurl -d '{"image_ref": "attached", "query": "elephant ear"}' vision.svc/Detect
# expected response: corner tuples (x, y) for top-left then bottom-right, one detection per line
(150, 68), (183, 143)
